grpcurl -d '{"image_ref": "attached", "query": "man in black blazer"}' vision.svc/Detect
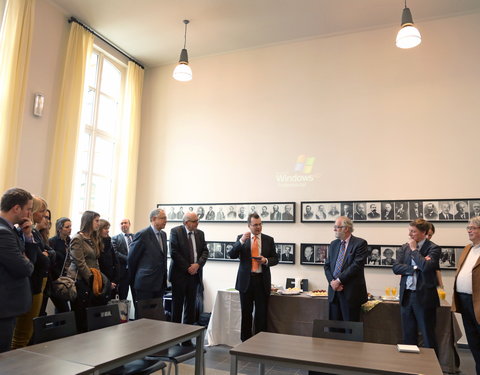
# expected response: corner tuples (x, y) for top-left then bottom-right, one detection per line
(324, 216), (368, 322)
(128, 209), (168, 316)
(228, 213), (279, 341)
(438, 202), (454, 220)
(111, 218), (133, 300)
(0, 188), (34, 352)
(169, 212), (209, 327)
(393, 219), (441, 350)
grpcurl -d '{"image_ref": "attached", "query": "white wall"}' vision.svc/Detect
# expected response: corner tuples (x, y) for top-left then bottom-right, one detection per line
(138, 11), (480, 321)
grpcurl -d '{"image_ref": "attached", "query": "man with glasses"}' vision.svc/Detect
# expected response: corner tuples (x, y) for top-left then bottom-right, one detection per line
(169, 212), (209, 336)
(452, 218), (480, 373)
(228, 213), (279, 341)
(393, 219), (441, 352)
(324, 216), (368, 322)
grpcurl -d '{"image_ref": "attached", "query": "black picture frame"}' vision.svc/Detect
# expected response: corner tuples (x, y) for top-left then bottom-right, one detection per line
(205, 241), (295, 264)
(300, 199), (478, 223)
(157, 202), (296, 223)
(300, 243), (461, 270)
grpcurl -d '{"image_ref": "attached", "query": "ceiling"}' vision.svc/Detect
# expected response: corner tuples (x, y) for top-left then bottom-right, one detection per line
(48, 0), (480, 68)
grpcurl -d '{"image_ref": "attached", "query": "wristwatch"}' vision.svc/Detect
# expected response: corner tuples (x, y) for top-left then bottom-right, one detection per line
(413, 265), (418, 271)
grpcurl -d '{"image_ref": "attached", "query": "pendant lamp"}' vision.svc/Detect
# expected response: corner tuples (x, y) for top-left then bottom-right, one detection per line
(396, 2), (421, 49)
(173, 20), (192, 81)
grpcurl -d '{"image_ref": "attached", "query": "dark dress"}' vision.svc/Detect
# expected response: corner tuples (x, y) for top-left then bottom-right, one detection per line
(48, 235), (71, 312)
(98, 237), (120, 298)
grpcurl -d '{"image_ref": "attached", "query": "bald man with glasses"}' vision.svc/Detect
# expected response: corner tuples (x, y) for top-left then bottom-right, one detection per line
(324, 216), (368, 322)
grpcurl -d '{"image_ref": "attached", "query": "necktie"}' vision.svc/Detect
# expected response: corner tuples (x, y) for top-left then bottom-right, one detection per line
(333, 241), (346, 279)
(251, 235), (259, 272)
(156, 232), (163, 251)
(188, 232), (195, 263)
(126, 234), (132, 246)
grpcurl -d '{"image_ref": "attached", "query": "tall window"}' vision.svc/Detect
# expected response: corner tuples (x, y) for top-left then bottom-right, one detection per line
(71, 46), (126, 226)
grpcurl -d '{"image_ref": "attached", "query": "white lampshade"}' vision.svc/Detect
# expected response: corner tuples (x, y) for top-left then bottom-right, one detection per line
(172, 63), (192, 82)
(396, 25), (421, 49)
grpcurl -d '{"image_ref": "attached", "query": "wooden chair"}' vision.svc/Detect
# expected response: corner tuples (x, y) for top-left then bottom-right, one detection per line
(312, 319), (364, 342)
(32, 311), (77, 344)
(136, 298), (205, 375)
(86, 304), (166, 375)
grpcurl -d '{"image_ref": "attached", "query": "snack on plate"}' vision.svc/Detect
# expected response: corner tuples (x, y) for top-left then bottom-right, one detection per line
(309, 289), (327, 296)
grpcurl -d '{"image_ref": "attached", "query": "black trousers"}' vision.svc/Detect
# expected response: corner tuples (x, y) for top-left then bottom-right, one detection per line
(328, 292), (361, 322)
(117, 269), (130, 300)
(239, 273), (269, 342)
(457, 292), (480, 374)
(172, 274), (200, 325)
(0, 317), (16, 353)
(134, 289), (164, 319)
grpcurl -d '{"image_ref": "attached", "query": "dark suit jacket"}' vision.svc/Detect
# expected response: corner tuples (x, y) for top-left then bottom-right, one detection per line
(228, 233), (278, 294)
(454, 212), (469, 220)
(0, 217), (34, 319)
(127, 226), (167, 292)
(409, 208), (423, 219)
(392, 240), (441, 308)
(324, 235), (368, 307)
(382, 210), (394, 220)
(439, 212), (453, 220)
(112, 233), (129, 278)
(354, 212), (366, 220)
(168, 225), (209, 286)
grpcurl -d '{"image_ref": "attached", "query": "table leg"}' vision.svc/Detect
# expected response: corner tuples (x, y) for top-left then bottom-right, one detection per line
(230, 354), (238, 375)
(195, 329), (205, 375)
(258, 362), (265, 375)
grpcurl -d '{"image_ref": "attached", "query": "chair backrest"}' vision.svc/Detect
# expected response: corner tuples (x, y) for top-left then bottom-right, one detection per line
(32, 311), (77, 344)
(312, 319), (364, 342)
(136, 298), (166, 321)
(285, 278), (308, 291)
(86, 304), (121, 331)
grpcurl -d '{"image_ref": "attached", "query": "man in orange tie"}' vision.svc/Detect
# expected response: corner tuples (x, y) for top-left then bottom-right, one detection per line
(228, 213), (279, 341)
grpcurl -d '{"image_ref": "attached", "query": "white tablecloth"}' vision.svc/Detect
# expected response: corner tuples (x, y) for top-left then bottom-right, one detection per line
(206, 290), (242, 347)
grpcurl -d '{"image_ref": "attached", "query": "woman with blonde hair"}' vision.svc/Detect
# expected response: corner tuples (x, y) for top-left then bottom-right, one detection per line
(11, 196), (51, 348)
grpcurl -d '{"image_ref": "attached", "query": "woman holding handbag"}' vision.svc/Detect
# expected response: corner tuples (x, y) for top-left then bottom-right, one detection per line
(98, 219), (120, 300)
(68, 210), (103, 332)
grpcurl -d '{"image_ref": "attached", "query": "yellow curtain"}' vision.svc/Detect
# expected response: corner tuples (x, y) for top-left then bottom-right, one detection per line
(119, 61), (144, 224)
(46, 22), (93, 218)
(0, 0), (36, 192)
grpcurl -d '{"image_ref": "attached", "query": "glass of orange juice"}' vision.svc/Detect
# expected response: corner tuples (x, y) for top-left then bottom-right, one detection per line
(392, 287), (397, 297)
(385, 287), (391, 296)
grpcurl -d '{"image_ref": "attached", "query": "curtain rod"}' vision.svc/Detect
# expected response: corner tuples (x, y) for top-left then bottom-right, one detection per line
(68, 17), (144, 70)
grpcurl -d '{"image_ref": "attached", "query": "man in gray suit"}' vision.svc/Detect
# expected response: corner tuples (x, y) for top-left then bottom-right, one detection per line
(0, 188), (34, 352)
(128, 209), (168, 316)
(112, 218), (133, 300)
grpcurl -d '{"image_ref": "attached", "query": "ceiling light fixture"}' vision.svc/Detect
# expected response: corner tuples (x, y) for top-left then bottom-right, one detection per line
(173, 20), (192, 82)
(396, 1), (421, 49)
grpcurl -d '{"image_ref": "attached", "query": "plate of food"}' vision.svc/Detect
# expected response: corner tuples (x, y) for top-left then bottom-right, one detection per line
(306, 290), (328, 297)
(380, 295), (399, 301)
(279, 287), (302, 295)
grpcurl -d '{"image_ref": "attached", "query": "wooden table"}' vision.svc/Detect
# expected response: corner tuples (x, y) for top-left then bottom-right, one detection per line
(0, 349), (94, 375)
(22, 319), (205, 375)
(230, 331), (443, 375)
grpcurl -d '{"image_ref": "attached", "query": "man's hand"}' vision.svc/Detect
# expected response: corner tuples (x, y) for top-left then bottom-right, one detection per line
(188, 263), (200, 275)
(408, 239), (418, 251)
(20, 220), (34, 242)
(330, 279), (344, 291)
(240, 232), (251, 243)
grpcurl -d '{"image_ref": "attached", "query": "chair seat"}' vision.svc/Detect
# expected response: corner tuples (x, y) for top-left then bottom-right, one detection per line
(106, 358), (166, 375)
(147, 345), (198, 363)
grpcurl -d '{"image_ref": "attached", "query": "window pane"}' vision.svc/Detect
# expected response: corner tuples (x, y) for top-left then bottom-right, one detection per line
(72, 172), (88, 220)
(97, 94), (118, 133)
(92, 136), (114, 176)
(78, 132), (91, 172)
(101, 59), (121, 98)
(90, 175), (111, 217)
(82, 88), (96, 126)
(86, 53), (99, 89)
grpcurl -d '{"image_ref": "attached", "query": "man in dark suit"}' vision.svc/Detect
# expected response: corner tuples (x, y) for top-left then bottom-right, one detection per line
(393, 219), (441, 350)
(454, 201), (469, 220)
(410, 202), (423, 219)
(0, 188), (34, 352)
(438, 202), (453, 220)
(424, 203), (438, 220)
(382, 202), (394, 220)
(111, 218), (133, 300)
(270, 205), (281, 220)
(128, 209), (168, 316)
(324, 216), (368, 322)
(302, 245), (314, 263)
(367, 203), (381, 219)
(341, 203), (353, 219)
(470, 201), (480, 219)
(228, 213), (279, 341)
(281, 205), (293, 221)
(353, 203), (366, 221)
(281, 245), (294, 261)
(169, 212), (209, 328)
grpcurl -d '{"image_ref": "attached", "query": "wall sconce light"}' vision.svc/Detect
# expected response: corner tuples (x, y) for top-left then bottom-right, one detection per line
(396, 1), (421, 49)
(33, 93), (44, 117)
(173, 20), (192, 82)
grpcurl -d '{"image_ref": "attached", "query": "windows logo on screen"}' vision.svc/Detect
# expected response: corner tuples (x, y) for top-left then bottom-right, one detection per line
(294, 155), (315, 174)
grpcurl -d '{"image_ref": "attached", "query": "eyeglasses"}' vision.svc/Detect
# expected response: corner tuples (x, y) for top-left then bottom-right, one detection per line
(467, 226), (480, 231)
(333, 225), (345, 230)
(188, 220), (199, 223)
(250, 223), (262, 227)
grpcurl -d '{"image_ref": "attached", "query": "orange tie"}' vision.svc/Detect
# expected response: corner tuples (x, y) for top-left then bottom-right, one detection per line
(251, 235), (259, 272)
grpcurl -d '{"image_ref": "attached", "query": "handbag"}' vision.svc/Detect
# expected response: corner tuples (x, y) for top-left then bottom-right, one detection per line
(108, 295), (131, 322)
(51, 246), (77, 301)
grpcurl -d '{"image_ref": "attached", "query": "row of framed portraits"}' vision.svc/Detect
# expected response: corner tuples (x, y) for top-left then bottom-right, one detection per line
(158, 202), (295, 223)
(301, 199), (480, 223)
(202, 241), (459, 270)
(159, 198), (480, 224)
(300, 243), (459, 270)
(206, 242), (296, 264)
